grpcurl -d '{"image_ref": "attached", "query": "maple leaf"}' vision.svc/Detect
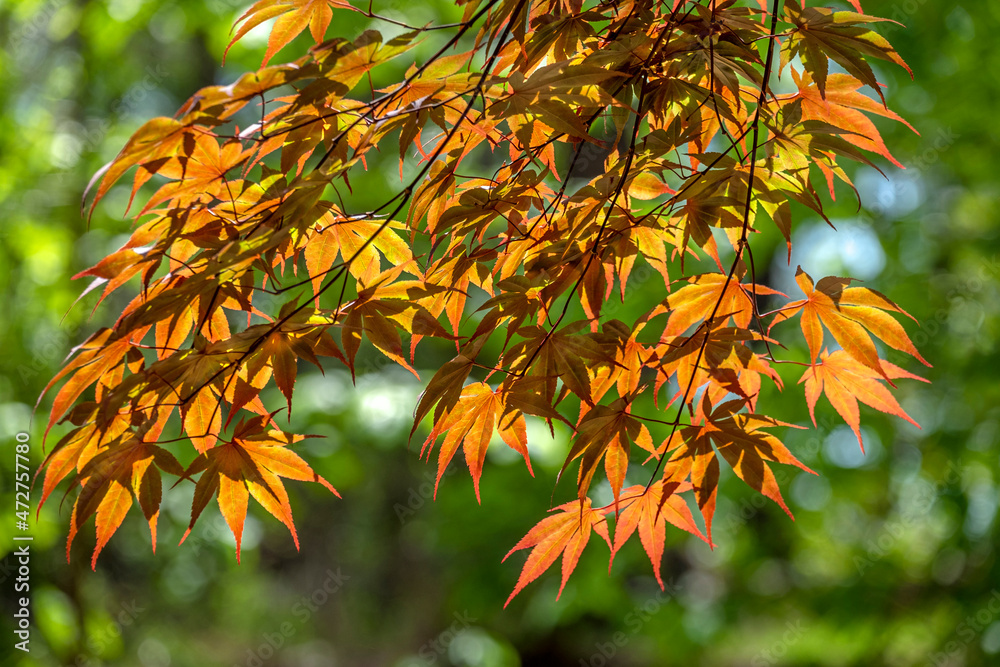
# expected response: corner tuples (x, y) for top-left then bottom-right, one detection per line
(780, 0), (911, 104)
(476, 277), (544, 347)
(769, 266), (930, 380)
(656, 326), (782, 409)
(142, 134), (256, 214)
(83, 118), (191, 217)
(588, 321), (650, 404)
(502, 498), (610, 607)
(410, 337), (488, 440)
(180, 416), (338, 562)
(240, 304), (332, 418)
(228, 0), (360, 66)
(802, 349), (928, 450)
(665, 397), (814, 542)
(502, 63), (621, 141)
(341, 278), (452, 379)
(505, 322), (616, 407)
(305, 209), (412, 291)
(559, 399), (653, 506)
(420, 382), (534, 503)
(783, 68), (917, 169)
(61, 431), (184, 568)
(38, 0), (928, 601)
(38, 328), (132, 440)
(663, 273), (784, 338)
(609, 481), (706, 588)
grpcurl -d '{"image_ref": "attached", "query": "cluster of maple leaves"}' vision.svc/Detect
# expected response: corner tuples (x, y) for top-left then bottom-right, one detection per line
(38, 0), (928, 604)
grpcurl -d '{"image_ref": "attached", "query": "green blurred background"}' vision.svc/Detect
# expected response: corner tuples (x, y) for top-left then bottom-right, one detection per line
(1, 1), (998, 665)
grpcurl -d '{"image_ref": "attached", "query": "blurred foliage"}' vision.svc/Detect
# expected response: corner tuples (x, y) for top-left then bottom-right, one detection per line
(1, 1), (998, 665)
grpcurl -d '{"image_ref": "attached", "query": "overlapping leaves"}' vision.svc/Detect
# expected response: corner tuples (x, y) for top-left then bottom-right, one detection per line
(38, 0), (927, 605)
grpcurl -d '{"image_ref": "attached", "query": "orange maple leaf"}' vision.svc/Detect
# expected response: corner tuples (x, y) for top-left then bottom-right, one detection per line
(62, 433), (184, 569)
(664, 273), (784, 337)
(770, 266), (930, 379)
(180, 417), (338, 562)
(559, 399), (653, 506)
(802, 349), (928, 450)
(665, 397), (813, 543)
(228, 0), (359, 66)
(420, 382), (534, 503)
(503, 498), (610, 607)
(785, 68), (916, 168)
(609, 481), (706, 587)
